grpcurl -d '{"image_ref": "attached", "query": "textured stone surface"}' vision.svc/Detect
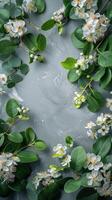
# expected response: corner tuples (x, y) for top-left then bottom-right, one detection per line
(0, 0), (110, 199)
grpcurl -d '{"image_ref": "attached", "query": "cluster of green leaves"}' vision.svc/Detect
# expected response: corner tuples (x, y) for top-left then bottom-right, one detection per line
(27, 177), (70, 200)
(64, 134), (112, 200)
(40, 0), (112, 112)
(61, 55), (105, 112)
(60, 0), (112, 112)
(0, 98), (47, 197)
(31, 133), (112, 200)
(0, 0), (47, 88)
(2, 55), (29, 88)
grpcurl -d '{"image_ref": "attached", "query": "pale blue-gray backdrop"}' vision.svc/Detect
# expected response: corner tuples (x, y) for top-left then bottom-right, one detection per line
(0, 0), (110, 199)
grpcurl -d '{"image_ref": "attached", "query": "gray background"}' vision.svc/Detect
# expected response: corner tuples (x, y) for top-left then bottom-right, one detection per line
(0, 0), (110, 199)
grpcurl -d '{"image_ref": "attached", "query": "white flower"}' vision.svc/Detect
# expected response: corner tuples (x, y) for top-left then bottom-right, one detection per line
(23, 0), (37, 13)
(53, 144), (67, 158)
(97, 113), (112, 126)
(82, 11), (109, 42)
(71, 0), (86, 8)
(97, 182), (112, 197)
(0, 74), (7, 85)
(0, 153), (19, 182)
(85, 121), (96, 129)
(75, 7), (86, 19)
(74, 53), (95, 76)
(52, 7), (65, 23)
(106, 98), (112, 111)
(61, 155), (71, 167)
(98, 125), (110, 135)
(86, 153), (103, 171)
(48, 167), (61, 178)
(72, 0), (97, 10)
(4, 20), (27, 38)
(33, 167), (61, 189)
(97, 113), (107, 126)
(87, 130), (97, 139)
(74, 92), (86, 108)
(87, 170), (103, 186)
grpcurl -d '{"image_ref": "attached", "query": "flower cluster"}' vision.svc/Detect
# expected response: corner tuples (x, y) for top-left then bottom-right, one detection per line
(73, 92), (86, 109)
(4, 19), (27, 38)
(0, 153), (19, 182)
(85, 153), (112, 196)
(86, 113), (112, 139)
(17, 106), (30, 120)
(82, 11), (109, 42)
(52, 7), (65, 23)
(33, 166), (61, 189)
(71, 0), (109, 42)
(0, 74), (7, 95)
(74, 53), (95, 76)
(52, 144), (71, 167)
(71, 0), (97, 10)
(22, 0), (37, 13)
(0, 74), (7, 85)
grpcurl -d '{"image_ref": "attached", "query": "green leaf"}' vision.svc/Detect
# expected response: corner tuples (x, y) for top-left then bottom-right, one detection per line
(0, 119), (10, 133)
(41, 19), (56, 31)
(8, 132), (23, 143)
(17, 150), (38, 163)
(92, 90), (105, 107)
(108, 35), (112, 50)
(20, 64), (29, 75)
(9, 180), (26, 192)
(27, 181), (38, 200)
(16, 164), (31, 180)
(106, 5), (112, 19)
(0, 181), (11, 197)
(2, 55), (21, 73)
(0, 8), (10, 22)
(83, 42), (93, 55)
(23, 33), (38, 51)
(71, 146), (87, 171)
(64, 179), (81, 193)
(61, 57), (76, 69)
(76, 188), (98, 200)
(0, 40), (17, 59)
(100, 69), (112, 88)
(93, 68), (105, 81)
(34, 140), (47, 151)
(93, 135), (111, 158)
(37, 34), (46, 51)
(104, 155), (112, 163)
(98, 51), (112, 67)
(64, 3), (72, 17)
(25, 128), (36, 144)
(87, 94), (101, 113)
(65, 136), (74, 147)
(6, 99), (19, 118)
(67, 69), (81, 83)
(16, 0), (23, 6)
(0, 135), (5, 147)
(38, 183), (61, 200)
(63, 0), (72, 6)
(5, 3), (22, 18)
(8, 74), (23, 84)
(34, 0), (46, 13)
(71, 30), (85, 49)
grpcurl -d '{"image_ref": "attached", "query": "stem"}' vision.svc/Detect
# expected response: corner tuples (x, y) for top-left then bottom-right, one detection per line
(80, 79), (93, 96)
(14, 142), (34, 155)
(98, 0), (110, 14)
